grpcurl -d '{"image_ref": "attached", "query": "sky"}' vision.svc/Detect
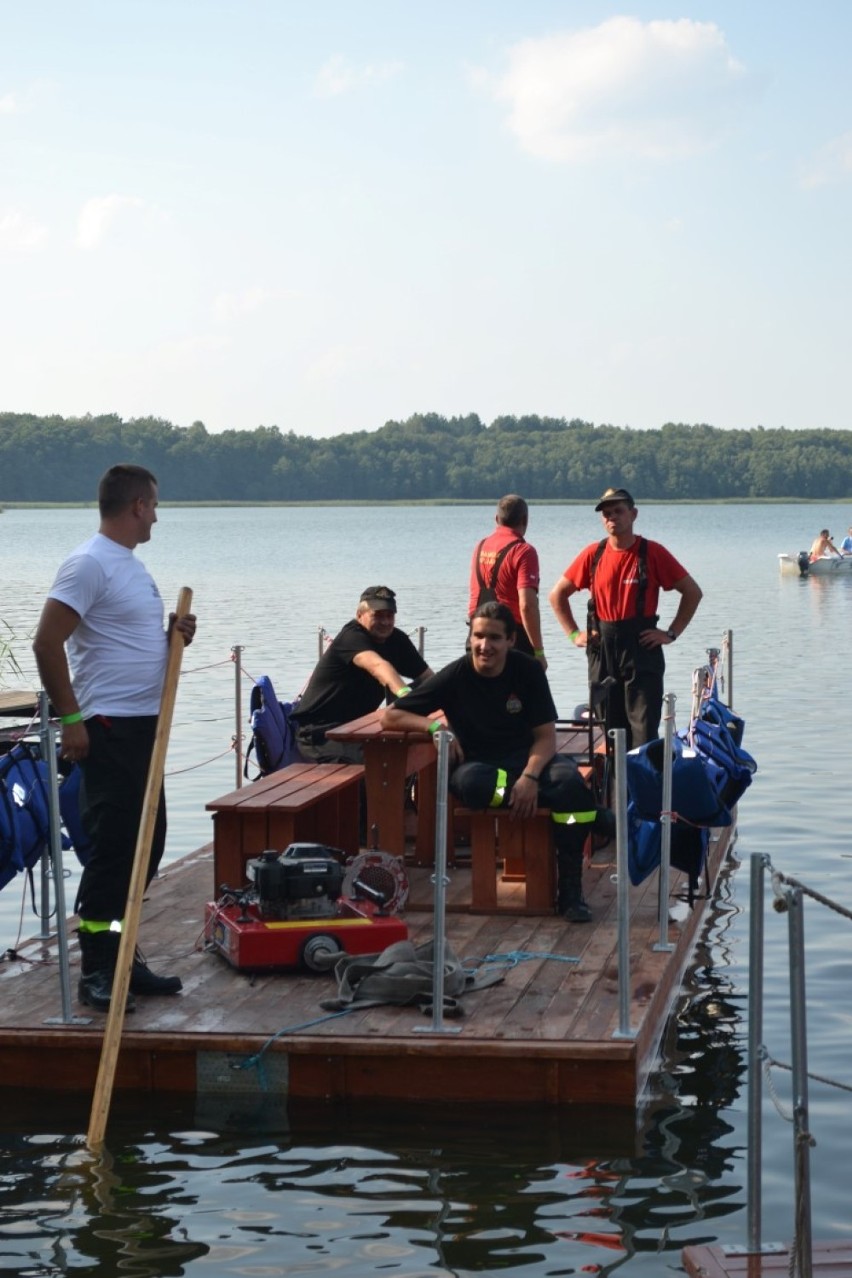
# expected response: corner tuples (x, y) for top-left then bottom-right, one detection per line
(2, 1), (852, 438)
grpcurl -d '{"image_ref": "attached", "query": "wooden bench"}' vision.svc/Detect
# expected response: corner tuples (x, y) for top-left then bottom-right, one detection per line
(206, 762), (364, 892)
(458, 808), (556, 915)
(459, 740), (604, 914)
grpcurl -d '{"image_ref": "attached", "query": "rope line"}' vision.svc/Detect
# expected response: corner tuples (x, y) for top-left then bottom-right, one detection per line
(761, 1045), (852, 1098)
(770, 867), (852, 923)
(470, 950), (581, 969)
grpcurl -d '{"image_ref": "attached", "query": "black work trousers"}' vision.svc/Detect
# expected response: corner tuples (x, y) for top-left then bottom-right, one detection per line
(76, 715), (166, 923)
(449, 755), (595, 857)
(588, 618), (665, 751)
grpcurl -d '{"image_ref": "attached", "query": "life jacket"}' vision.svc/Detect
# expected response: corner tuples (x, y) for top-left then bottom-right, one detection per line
(0, 742), (51, 891)
(244, 675), (304, 778)
(626, 803), (709, 908)
(681, 690), (755, 811)
(0, 741), (93, 891)
(625, 686), (756, 906)
(473, 539), (515, 609)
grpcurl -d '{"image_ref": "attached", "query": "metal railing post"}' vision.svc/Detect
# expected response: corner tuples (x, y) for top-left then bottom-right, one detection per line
(746, 852), (767, 1252)
(787, 885), (813, 1278)
(38, 692), (77, 1023)
(724, 629), (734, 708)
(232, 645), (243, 788)
(611, 728), (635, 1039)
(655, 692), (676, 951)
(414, 729), (460, 1037)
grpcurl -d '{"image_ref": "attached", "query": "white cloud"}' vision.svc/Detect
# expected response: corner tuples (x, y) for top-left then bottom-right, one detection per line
(481, 16), (748, 162)
(213, 286), (273, 324)
(0, 209), (48, 251)
(0, 92), (18, 114)
(800, 131), (852, 189)
(77, 194), (144, 250)
(313, 54), (403, 98)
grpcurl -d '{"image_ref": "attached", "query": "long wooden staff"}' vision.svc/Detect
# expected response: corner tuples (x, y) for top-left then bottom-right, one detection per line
(87, 587), (193, 1151)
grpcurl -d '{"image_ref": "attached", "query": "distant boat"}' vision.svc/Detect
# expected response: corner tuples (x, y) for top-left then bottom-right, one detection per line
(778, 551), (852, 576)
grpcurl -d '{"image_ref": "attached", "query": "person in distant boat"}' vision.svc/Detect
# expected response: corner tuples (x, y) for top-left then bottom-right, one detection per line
(841, 528), (852, 554)
(32, 464), (196, 1013)
(809, 530), (841, 561)
(382, 601), (613, 923)
(467, 494), (547, 668)
(291, 586), (434, 764)
(548, 486), (702, 750)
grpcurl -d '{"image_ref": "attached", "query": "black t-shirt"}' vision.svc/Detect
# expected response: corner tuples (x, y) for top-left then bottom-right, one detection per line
(293, 619), (428, 730)
(399, 650), (557, 769)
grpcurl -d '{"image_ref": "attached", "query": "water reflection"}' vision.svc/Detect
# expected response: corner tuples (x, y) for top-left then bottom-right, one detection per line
(1, 913), (748, 1278)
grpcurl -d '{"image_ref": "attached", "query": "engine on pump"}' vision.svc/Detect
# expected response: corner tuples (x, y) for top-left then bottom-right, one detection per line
(245, 843), (345, 920)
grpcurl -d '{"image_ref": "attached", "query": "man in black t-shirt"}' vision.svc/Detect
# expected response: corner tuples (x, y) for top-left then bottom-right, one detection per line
(292, 585), (433, 764)
(382, 602), (612, 922)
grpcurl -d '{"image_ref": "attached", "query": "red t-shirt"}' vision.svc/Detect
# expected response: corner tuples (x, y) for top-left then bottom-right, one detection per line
(564, 538), (688, 621)
(467, 528), (540, 623)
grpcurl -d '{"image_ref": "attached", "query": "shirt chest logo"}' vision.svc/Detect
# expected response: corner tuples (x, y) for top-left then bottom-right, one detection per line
(506, 694), (523, 715)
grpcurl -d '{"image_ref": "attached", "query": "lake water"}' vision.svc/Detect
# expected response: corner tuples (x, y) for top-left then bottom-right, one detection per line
(1, 501), (851, 1275)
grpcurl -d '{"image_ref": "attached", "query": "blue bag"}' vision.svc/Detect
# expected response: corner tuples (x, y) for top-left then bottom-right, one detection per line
(245, 675), (303, 778)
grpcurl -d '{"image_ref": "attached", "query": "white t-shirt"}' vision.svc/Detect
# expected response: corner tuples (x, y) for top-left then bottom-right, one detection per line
(48, 532), (167, 717)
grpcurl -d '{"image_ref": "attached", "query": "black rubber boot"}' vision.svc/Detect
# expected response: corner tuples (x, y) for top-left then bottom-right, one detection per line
(77, 930), (136, 1013)
(556, 842), (592, 924)
(130, 948), (182, 996)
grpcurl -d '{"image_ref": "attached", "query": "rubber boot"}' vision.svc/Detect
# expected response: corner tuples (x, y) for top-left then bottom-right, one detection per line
(77, 930), (136, 1013)
(556, 843), (592, 924)
(130, 948), (182, 996)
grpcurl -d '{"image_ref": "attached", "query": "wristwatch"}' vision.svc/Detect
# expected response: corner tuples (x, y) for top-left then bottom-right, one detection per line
(666, 628), (677, 642)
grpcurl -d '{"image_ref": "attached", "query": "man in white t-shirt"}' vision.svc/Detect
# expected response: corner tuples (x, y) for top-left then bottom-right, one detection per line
(33, 464), (196, 1012)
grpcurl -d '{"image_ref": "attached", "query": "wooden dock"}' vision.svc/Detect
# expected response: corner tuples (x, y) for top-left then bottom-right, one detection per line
(0, 823), (733, 1111)
(683, 1240), (852, 1276)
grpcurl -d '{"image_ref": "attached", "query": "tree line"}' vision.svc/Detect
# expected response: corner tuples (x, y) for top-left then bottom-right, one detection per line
(1, 410), (851, 502)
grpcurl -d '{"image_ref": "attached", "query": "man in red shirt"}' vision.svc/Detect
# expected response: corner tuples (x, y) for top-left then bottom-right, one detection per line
(467, 494), (547, 668)
(549, 487), (702, 748)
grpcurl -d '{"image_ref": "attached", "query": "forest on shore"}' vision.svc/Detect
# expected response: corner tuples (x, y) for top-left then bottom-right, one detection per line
(2, 410), (851, 503)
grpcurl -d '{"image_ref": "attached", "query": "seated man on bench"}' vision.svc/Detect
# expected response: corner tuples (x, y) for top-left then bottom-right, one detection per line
(382, 601), (612, 922)
(292, 585), (434, 764)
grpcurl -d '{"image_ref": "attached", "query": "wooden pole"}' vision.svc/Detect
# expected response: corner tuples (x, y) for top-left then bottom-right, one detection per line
(87, 587), (193, 1151)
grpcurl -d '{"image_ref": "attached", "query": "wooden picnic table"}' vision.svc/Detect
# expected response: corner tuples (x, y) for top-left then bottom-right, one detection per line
(326, 708), (444, 863)
(326, 711), (606, 865)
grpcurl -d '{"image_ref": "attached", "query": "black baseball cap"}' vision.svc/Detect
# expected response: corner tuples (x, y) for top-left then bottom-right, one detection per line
(359, 586), (397, 613)
(594, 487), (635, 512)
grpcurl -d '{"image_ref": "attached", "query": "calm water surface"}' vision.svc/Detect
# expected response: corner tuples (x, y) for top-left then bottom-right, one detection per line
(1, 503), (851, 1275)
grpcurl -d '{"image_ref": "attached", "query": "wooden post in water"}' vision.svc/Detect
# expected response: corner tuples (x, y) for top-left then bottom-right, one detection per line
(87, 587), (193, 1151)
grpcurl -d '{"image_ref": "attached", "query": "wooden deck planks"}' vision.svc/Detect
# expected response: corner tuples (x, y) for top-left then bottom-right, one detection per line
(0, 823), (731, 1107)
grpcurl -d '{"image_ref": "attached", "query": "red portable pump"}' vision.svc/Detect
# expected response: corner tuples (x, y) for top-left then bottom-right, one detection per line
(204, 843), (408, 972)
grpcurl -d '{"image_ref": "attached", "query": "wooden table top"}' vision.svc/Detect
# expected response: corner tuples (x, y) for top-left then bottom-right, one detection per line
(326, 708), (437, 743)
(326, 710), (603, 756)
(0, 688), (40, 717)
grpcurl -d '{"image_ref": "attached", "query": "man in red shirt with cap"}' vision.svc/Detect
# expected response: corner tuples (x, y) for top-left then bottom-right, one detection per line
(549, 487), (702, 749)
